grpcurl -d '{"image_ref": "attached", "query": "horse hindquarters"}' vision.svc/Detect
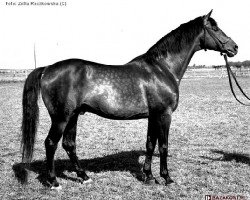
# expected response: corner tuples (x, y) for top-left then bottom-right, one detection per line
(41, 66), (91, 188)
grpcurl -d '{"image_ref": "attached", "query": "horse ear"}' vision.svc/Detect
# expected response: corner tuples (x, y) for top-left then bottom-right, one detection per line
(204, 9), (213, 24)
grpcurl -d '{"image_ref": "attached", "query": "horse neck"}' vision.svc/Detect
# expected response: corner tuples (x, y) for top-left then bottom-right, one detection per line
(153, 36), (201, 84)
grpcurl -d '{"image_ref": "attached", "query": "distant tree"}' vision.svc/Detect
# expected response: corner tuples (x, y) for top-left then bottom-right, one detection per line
(242, 60), (250, 67)
(212, 65), (223, 70)
(228, 60), (250, 68)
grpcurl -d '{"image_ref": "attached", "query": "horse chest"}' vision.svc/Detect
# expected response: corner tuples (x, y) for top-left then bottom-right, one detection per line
(146, 80), (179, 111)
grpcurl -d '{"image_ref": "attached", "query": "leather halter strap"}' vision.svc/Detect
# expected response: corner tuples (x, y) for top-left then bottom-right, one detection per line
(203, 25), (230, 52)
(224, 54), (250, 106)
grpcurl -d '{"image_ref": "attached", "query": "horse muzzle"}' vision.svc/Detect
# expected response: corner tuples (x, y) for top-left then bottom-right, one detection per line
(224, 41), (238, 57)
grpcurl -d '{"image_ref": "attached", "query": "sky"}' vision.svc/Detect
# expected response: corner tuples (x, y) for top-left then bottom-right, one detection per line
(0, 0), (249, 69)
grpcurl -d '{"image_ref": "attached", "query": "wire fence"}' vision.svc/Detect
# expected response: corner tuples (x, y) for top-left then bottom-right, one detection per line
(184, 68), (250, 79)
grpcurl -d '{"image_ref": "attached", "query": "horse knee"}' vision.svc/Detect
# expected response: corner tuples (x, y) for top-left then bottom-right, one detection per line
(159, 144), (168, 154)
(62, 140), (75, 152)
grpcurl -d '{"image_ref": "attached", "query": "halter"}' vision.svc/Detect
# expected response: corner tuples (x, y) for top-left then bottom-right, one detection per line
(203, 24), (231, 52)
(203, 23), (250, 106)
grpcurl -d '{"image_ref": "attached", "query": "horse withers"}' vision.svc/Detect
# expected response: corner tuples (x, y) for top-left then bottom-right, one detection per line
(21, 10), (238, 189)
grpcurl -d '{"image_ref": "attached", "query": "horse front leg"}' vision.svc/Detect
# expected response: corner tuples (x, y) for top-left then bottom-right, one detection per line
(158, 109), (174, 185)
(143, 115), (158, 184)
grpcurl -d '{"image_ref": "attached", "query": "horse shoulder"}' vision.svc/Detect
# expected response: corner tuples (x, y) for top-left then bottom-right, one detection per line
(140, 62), (179, 112)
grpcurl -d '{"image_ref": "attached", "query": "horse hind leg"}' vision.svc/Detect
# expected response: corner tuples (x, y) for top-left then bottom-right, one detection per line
(62, 113), (92, 183)
(45, 119), (67, 189)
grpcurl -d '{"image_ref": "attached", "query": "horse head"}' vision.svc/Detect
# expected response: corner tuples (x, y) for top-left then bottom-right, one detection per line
(202, 10), (238, 57)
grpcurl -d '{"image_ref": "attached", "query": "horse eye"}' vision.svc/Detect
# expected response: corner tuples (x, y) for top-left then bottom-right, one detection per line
(212, 27), (219, 31)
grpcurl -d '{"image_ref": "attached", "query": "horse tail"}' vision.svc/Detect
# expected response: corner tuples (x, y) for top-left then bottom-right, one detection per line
(21, 67), (45, 164)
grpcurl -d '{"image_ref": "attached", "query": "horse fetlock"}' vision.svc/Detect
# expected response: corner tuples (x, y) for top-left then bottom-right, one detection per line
(143, 163), (152, 174)
(143, 166), (156, 184)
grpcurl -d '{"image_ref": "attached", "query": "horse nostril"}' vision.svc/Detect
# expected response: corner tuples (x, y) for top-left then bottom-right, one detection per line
(235, 45), (238, 50)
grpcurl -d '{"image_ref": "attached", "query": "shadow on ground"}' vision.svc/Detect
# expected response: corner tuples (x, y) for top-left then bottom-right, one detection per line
(200, 149), (250, 166)
(13, 150), (148, 186)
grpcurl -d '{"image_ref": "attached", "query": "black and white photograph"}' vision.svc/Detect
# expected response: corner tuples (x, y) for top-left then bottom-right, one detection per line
(0, 0), (249, 199)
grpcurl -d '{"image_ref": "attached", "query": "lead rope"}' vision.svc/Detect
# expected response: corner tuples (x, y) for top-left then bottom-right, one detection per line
(223, 54), (250, 106)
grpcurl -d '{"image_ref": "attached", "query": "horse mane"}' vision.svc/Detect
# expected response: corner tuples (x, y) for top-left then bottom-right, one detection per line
(145, 16), (214, 60)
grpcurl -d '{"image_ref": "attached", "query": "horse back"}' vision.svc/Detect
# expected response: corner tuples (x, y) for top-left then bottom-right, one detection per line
(40, 59), (150, 119)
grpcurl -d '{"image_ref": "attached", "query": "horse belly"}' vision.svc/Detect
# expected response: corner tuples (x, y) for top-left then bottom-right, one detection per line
(85, 83), (149, 119)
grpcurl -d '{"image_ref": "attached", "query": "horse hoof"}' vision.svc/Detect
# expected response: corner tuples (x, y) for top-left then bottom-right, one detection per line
(144, 177), (157, 185)
(51, 184), (62, 191)
(165, 177), (174, 185)
(82, 178), (93, 184)
(47, 177), (61, 190)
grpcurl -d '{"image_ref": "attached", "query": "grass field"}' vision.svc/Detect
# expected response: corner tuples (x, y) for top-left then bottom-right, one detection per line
(0, 77), (249, 199)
